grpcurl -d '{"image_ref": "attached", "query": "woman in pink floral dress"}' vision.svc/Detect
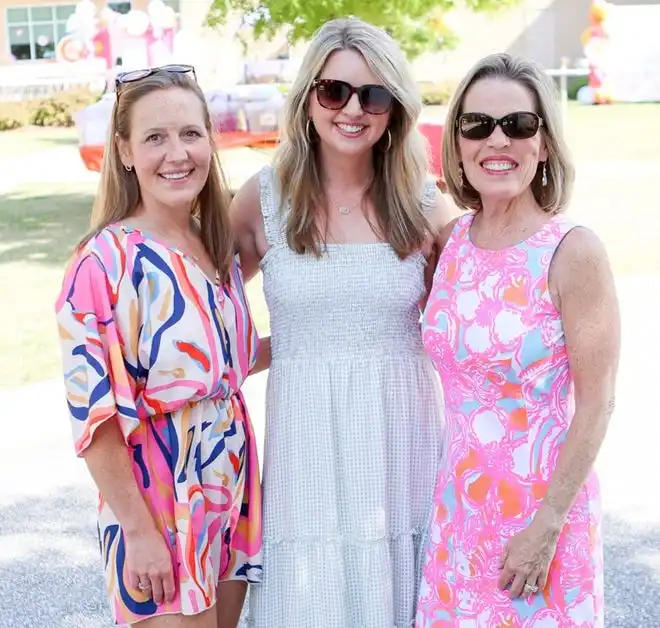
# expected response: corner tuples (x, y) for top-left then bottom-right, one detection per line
(417, 53), (620, 626)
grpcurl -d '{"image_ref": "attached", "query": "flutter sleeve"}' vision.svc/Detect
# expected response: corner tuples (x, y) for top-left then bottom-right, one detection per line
(55, 251), (139, 456)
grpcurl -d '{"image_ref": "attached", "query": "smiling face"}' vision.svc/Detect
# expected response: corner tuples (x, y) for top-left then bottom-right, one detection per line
(116, 86), (212, 212)
(308, 48), (392, 158)
(458, 77), (547, 208)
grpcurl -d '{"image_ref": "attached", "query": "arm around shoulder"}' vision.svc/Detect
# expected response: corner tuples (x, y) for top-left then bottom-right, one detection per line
(437, 215), (460, 253)
(231, 173), (268, 282)
(422, 196), (460, 304)
(428, 191), (459, 252)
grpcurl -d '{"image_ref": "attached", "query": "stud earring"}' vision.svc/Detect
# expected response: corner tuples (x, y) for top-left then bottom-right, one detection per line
(124, 164), (133, 172)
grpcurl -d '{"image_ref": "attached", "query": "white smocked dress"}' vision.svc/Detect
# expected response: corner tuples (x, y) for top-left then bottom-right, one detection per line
(244, 165), (444, 628)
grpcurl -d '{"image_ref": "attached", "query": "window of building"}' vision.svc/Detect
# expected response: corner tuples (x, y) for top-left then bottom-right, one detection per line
(6, 4), (76, 61)
(108, 2), (131, 15)
(163, 0), (180, 13)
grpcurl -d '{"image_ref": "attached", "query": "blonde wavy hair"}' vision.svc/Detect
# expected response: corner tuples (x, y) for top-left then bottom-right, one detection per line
(442, 52), (575, 214)
(274, 17), (431, 258)
(80, 70), (235, 281)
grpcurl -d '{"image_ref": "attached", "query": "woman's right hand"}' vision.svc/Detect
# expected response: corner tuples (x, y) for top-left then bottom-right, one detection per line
(125, 527), (176, 605)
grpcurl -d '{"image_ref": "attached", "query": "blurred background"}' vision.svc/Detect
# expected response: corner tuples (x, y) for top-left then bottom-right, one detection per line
(0, 0), (658, 626)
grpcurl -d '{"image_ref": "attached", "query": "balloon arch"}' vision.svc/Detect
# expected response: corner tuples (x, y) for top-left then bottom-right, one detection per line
(578, 0), (614, 105)
(55, 0), (179, 70)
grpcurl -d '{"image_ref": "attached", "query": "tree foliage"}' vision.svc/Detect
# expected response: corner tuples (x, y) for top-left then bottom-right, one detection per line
(207, 0), (522, 59)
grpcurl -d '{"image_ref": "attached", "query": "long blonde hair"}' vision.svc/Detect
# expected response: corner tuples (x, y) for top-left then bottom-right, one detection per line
(442, 52), (574, 214)
(80, 70), (235, 281)
(275, 17), (431, 259)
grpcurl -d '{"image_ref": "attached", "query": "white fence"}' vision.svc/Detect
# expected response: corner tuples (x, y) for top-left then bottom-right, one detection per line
(547, 61), (590, 118)
(0, 60), (107, 102)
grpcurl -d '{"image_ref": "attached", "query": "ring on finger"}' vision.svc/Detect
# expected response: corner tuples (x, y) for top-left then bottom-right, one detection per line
(138, 581), (152, 591)
(523, 582), (539, 596)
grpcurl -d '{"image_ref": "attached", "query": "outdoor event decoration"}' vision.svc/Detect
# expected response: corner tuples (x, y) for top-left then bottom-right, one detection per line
(579, 0), (614, 105)
(56, 0), (178, 69)
(598, 3), (660, 103)
(56, 0), (97, 63)
(578, 0), (660, 104)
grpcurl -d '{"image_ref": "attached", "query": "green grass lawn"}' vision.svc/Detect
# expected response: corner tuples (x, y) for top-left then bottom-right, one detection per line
(1, 103), (658, 388)
(0, 183), (93, 387)
(564, 102), (660, 161)
(0, 126), (79, 160)
(0, 182), (269, 388)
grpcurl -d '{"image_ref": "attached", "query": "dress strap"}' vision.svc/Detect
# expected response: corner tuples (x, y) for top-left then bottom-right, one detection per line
(258, 165), (286, 248)
(537, 215), (581, 270)
(444, 213), (473, 249)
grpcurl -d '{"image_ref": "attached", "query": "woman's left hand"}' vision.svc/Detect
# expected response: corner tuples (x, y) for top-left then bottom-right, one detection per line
(497, 514), (562, 599)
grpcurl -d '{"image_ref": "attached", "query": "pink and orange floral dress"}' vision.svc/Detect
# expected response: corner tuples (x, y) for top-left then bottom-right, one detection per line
(417, 214), (603, 627)
(55, 225), (262, 625)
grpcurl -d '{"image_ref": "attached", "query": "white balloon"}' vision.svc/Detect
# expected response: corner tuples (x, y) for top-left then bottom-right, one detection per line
(148, 0), (167, 19)
(66, 13), (80, 33)
(124, 10), (150, 37)
(577, 85), (595, 105)
(75, 0), (96, 20)
(99, 6), (117, 24)
(160, 7), (177, 29)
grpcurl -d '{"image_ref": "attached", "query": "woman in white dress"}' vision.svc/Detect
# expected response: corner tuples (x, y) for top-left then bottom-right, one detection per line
(233, 18), (451, 628)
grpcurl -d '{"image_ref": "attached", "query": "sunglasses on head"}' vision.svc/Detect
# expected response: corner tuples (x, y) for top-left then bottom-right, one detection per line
(457, 111), (543, 141)
(115, 64), (197, 96)
(312, 78), (393, 115)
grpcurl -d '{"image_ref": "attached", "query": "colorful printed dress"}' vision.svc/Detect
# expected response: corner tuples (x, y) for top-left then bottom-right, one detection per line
(55, 225), (262, 626)
(417, 214), (603, 627)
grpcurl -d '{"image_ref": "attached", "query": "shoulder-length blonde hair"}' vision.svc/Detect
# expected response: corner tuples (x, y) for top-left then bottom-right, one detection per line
(442, 52), (574, 214)
(275, 17), (431, 259)
(80, 70), (234, 281)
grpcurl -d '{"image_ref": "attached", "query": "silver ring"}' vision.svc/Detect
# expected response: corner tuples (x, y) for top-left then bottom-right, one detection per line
(523, 582), (539, 595)
(138, 582), (151, 591)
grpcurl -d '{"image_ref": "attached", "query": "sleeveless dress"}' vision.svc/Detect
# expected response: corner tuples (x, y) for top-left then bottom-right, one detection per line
(55, 225), (262, 625)
(244, 166), (445, 628)
(417, 214), (604, 627)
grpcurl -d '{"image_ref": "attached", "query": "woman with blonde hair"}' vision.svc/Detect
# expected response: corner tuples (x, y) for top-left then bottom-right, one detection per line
(233, 17), (452, 628)
(417, 52), (619, 626)
(55, 66), (265, 627)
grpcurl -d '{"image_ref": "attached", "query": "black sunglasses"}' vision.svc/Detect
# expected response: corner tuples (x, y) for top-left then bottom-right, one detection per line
(115, 64), (197, 95)
(457, 111), (543, 140)
(312, 79), (393, 115)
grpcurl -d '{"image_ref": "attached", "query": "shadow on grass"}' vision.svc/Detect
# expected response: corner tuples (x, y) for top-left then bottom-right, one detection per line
(0, 126), (80, 160)
(0, 181), (244, 272)
(38, 132), (80, 148)
(0, 183), (96, 268)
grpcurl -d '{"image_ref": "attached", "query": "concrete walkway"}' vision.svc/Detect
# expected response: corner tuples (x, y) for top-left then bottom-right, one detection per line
(0, 275), (658, 627)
